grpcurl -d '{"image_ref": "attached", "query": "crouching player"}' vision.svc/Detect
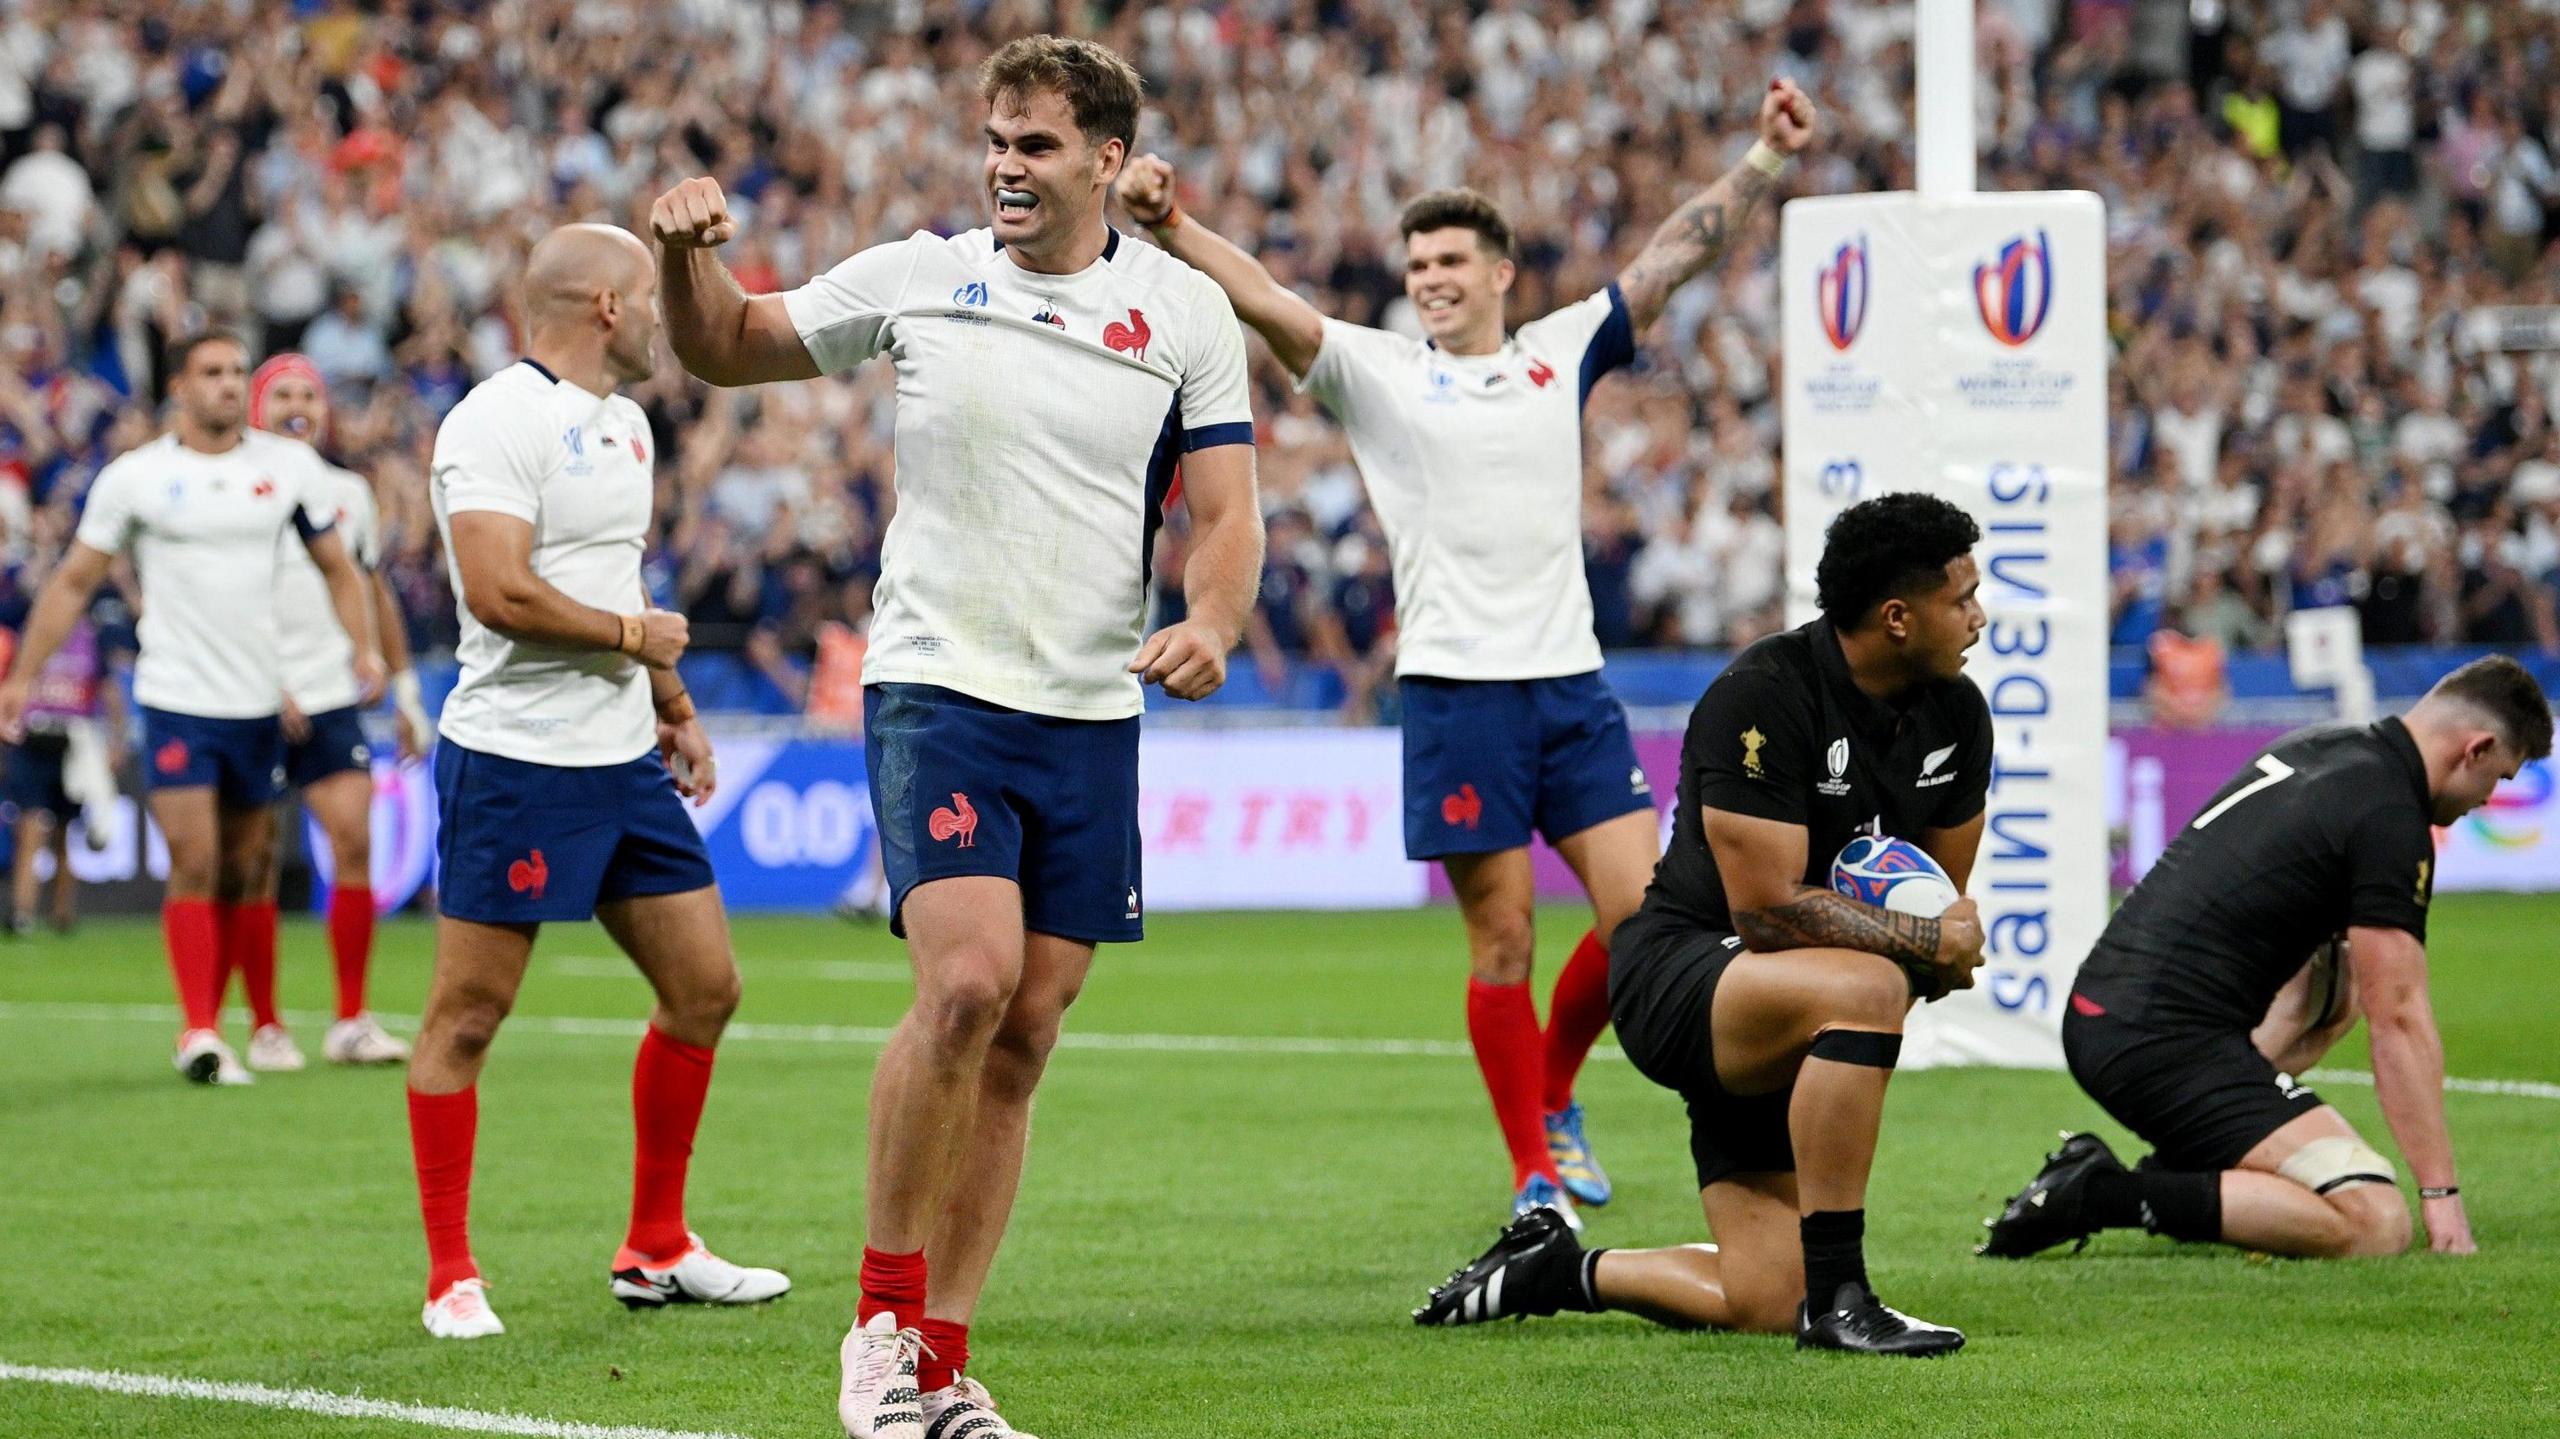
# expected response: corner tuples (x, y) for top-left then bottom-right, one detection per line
(1417, 494), (1990, 1355)
(406, 224), (785, 1339)
(1981, 656), (2550, 1261)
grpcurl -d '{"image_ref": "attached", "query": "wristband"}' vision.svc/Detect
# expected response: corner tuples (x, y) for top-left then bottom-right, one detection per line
(617, 612), (645, 657)
(1135, 199), (1184, 232)
(1744, 140), (1792, 178)
(656, 691), (696, 725)
(390, 670), (430, 729)
(2420, 1186), (2459, 1199)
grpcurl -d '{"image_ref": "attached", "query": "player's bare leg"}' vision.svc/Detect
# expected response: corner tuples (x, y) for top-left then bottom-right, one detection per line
(2221, 1108), (2412, 1257)
(869, 876), (1031, 1255)
(1592, 1173), (1804, 1332)
(848, 875), (1027, 1436)
(1418, 1170), (1807, 1333)
(1710, 946), (1959, 1354)
(151, 786), (240, 1081)
(916, 929), (1092, 1411)
(301, 768), (403, 1062)
(596, 885), (785, 1306)
(405, 915), (537, 1336)
(217, 802), (298, 1070)
(1544, 809), (1658, 1206)
(10, 809), (49, 932)
(45, 820), (73, 931)
(1445, 847), (1570, 1220)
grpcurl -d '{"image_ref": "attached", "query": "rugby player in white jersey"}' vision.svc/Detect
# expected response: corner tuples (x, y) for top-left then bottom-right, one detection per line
(1119, 80), (1819, 1227)
(0, 332), (380, 1084)
(405, 224), (787, 1341)
(240, 352), (426, 1070)
(653, 35), (1261, 1439)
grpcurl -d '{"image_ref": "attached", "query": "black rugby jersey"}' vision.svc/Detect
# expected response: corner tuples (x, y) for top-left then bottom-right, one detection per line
(1641, 619), (1993, 934)
(2075, 719), (2436, 1032)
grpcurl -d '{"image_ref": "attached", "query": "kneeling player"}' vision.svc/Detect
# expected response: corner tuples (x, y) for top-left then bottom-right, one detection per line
(1980, 656), (2549, 1261)
(406, 225), (784, 1338)
(1418, 494), (1989, 1355)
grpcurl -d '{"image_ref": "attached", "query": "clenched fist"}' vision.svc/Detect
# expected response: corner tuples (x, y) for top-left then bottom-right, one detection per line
(651, 176), (738, 249)
(1117, 153), (1179, 227)
(1760, 77), (1818, 156)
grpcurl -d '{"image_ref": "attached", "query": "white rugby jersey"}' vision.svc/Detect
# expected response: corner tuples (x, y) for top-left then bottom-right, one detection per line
(782, 227), (1254, 720)
(1299, 285), (1637, 681)
(275, 463), (381, 713)
(430, 360), (657, 767)
(74, 430), (341, 719)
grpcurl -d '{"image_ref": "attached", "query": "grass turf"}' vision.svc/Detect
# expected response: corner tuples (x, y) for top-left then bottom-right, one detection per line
(2, 895), (2555, 1438)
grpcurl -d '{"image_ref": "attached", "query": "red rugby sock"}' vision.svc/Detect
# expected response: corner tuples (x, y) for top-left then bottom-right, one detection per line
(408, 1086), (481, 1299)
(163, 897), (222, 1033)
(228, 899), (281, 1030)
(1466, 977), (1555, 1188)
(1541, 929), (1613, 1113)
(916, 1317), (970, 1395)
(623, 1027), (715, 1265)
(329, 886), (375, 1021)
(858, 1246), (927, 1331)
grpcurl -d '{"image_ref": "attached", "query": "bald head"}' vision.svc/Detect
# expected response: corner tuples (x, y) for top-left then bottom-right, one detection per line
(525, 224), (651, 322)
(523, 223), (660, 386)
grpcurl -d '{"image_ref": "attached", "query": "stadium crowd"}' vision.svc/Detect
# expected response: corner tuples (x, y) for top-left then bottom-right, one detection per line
(1, 0), (2557, 720)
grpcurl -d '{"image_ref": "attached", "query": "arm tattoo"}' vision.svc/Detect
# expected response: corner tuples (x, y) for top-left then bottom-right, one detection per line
(1617, 161), (1778, 324)
(1737, 886), (1940, 969)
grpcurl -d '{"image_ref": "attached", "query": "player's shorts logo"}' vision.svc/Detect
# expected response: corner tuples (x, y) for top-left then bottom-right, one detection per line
(507, 848), (549, 899)
(929, 792), (979, 848)
(1816, 234), (1869, 351)
(1441, 784), (1484, 830)
(1103, 308), (1151, 361)
(1973, 229), (2054, 347)
(2069, 992), (2105, 1017)
(155, 739), (190, 775)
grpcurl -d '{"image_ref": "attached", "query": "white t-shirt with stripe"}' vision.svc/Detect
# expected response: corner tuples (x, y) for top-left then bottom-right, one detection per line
(1299, 285), (1638, 681)
(74, 430), (342, 719)
(782, 227), (1255, 720)
(430, 360), (658, 767)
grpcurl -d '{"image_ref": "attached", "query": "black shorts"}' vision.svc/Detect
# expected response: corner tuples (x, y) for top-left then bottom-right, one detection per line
(1607, 908), (1795, 1188)
(2062, 1001), (2327, 1172)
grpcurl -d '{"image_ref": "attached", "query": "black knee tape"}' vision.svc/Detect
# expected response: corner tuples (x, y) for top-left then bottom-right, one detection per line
(1808, 1028), (1902, 1069)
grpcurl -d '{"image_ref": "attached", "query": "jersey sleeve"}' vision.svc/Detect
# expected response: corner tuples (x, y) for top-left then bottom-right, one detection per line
(285, 443), (338, 544)
(341, 476), (383, 569)
(1931, 682), (1998, 827)
(781, 235), (924, 376)
(432, 391), (550, 524)
(1177, 276), (1254, 451)
(1514, 283), (1637, 405)
(2343, 798), (2434, 941)
(71, 461), (139, 556)
(1297, 317), (1411, 424)
(1688, 666), (1814, 827)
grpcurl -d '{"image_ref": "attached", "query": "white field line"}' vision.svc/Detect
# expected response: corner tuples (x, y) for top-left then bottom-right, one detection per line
(549, 955), (912, 983)
(0, 1361), (757, 1439)
(3, 1000), (2557, 1099)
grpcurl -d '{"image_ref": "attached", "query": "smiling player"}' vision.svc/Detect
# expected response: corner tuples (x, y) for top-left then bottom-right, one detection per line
(1119, 79), (1818, 1227)
(654, 34), (1260, 1439)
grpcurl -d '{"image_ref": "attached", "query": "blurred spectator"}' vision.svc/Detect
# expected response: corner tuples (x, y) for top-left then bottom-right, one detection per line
(0, 0), (2546, 733)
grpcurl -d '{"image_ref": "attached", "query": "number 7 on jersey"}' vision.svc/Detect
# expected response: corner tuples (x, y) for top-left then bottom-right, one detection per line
(2191, 754), (2296, 830)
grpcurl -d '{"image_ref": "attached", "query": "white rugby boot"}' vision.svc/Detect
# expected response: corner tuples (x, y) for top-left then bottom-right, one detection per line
(610, 1232), (791, 1308)
(422, 1278), (506, 1340)
(839, 1310), (927, 1438)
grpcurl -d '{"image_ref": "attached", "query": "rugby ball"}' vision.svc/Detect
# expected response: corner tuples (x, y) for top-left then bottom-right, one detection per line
(1830, 836), (1959, 917)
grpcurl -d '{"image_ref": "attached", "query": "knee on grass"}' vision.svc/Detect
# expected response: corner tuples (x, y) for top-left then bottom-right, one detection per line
(2320, 1184), (2413, 1258)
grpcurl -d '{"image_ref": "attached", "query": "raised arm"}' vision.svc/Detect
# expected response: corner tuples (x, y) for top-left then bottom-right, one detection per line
(1118, 155), (1327, 378)
(2349, 924), (2471, 1253)
(650, 177), (822, 388)
(1705, 807), (1985, 999)
(1615, 78), (1817, 334)
(0, 542), (113, 740)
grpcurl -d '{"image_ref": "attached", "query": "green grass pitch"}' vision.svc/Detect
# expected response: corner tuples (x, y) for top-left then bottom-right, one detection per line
(3, 896), (2556, 1437)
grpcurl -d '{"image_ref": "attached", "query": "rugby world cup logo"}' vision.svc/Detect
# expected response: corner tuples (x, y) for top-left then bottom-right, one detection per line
(1815, 234), (1869, 351)
(1974, 229), (2054, 347)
